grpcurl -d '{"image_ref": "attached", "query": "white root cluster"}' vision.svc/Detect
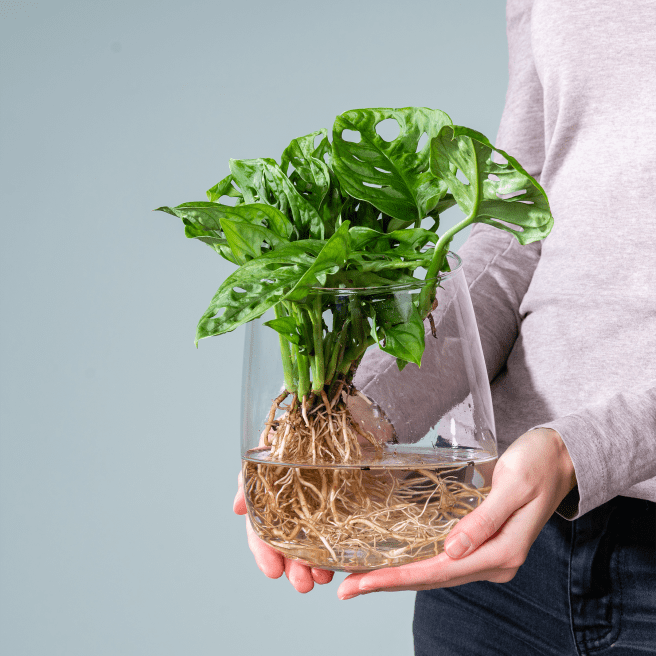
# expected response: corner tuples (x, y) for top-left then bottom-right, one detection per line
(244, 389), (490, 570)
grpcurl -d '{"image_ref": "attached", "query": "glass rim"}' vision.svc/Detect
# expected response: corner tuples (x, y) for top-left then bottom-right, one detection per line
(308, 251), (463, 296)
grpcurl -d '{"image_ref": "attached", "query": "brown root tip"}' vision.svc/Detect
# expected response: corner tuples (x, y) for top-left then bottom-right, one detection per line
(427, 312), (437, 339)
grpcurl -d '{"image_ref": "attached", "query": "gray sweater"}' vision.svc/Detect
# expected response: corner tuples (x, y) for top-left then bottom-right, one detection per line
(357, 0), (656, 519)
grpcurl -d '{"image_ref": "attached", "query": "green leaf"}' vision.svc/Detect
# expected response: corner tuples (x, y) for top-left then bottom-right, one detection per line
(281, 129), (344, 238)
(284, 221), (351, 301)
(196, 241), (323, 342)
(281, 130), (331, 209)
(386, 228), (438, 254)
(206, 174), (244, 204)
(340, 196), (389, 232)
(220, 217), (285, 264)
(378, 304), (425, 367)
(430, 125), (553, 244)
(182, 220), (238, 264)
(332, 107), (452, 225)
(324, 269), (415, 288)
(263, 316), (302, 345)
(229, 158), (324, 239)
(154, 201), (293, 264)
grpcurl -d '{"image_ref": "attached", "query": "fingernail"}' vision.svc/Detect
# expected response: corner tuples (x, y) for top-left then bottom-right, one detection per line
(445, 532), (472, 558)
(339, 592), (359, 600)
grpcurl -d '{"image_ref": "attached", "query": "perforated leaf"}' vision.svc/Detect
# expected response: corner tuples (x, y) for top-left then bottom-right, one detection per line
(196, 241), (324, 342)
(430, 125), (553, 244)
(154, 201), (293, 264)
(229, 158), (324, 239)
(332, 107), (453, 226)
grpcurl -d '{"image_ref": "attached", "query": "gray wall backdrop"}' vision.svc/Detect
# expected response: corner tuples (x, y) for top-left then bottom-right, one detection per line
(0, 1), (508, 654)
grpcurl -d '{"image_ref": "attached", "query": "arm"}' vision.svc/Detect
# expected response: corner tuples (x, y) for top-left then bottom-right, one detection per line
(538, 382), (656, 518)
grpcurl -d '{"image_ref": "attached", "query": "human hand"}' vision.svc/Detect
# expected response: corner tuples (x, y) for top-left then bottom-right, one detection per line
(233, 471), (335, 592)
(337, 428), (577, 599)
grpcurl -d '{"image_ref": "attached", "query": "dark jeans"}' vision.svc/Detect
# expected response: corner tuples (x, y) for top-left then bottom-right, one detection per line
(413, 497), (656, 655)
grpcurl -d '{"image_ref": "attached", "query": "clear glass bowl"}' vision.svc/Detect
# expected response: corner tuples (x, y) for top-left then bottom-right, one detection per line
(240, 252), (497, 571)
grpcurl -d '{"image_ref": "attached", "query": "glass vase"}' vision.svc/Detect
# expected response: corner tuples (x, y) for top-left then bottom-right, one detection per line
(240, 252), (496, 572)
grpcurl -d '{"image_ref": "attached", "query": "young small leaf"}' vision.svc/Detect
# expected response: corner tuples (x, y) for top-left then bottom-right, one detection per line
(263, 316), (302, 345)
(379, 304), (425, 367)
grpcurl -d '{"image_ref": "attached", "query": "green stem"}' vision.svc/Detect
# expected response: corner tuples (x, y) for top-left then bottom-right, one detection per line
(325, 319), (350, 386)
(426, 152), (482, 283)
(293, 342), (311, 399)
(309, 294), (325, 392)
(338, 335), (375, 377)
(420, 201), (480, 317)
(274, 303), (295, 393)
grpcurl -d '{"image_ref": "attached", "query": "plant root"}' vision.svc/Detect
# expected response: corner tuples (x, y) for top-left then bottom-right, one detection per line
(244, 382), (493, 570)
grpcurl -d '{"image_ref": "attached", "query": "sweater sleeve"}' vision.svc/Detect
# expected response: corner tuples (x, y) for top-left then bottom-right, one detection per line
(501, 0), (656, 519)
(537, 384), (656, 519)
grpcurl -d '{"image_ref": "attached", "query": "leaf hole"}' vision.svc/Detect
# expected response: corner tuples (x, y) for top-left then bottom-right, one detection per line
(233, 287), (247, 294)
(416, 132), (429, 152)
(341, 129), (361, 143)
(375, 118), (400, 142)
(494, 219), (525, 232)
(314, 134), (324, 150)
(492, 152), (508, 165)
(488, 173), (500, 182)
(497, 189), (526, 200)
(456, 169), (470, 185)
(362, 181), (384, 188)
(373, 166), (392, 175)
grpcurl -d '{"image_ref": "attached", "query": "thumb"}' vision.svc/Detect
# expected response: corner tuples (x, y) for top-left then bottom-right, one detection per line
(443, 474), (526, 559)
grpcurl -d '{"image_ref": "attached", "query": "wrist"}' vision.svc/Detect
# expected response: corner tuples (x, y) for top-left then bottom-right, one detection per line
(539, 427), (577, 494)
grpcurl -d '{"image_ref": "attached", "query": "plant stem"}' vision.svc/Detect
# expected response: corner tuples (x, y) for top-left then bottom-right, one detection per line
(422, 154), (482, 314)
(419, 212), (477, 317)
(339, 334), (375, 376)
(325, 319), (350, 386)
(293, 342), (311, 399)
(310, 294), (325, 392)
(274, 303), (295, 393)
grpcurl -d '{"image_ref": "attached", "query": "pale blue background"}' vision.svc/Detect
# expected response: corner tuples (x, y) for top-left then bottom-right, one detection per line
(0, 1), (508, 653)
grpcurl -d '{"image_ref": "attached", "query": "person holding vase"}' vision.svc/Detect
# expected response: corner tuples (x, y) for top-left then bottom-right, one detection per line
(234, 0), (656, 653)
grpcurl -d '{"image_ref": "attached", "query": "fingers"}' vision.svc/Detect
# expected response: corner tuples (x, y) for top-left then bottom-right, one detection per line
(284, 558), (315, 593)
(244, 514), (332, 592)
(337, 492), (555, 599)
(245, 517), (285, 579)
(233, 471), (247, 515)
(443, 483), (526, 559)
(338, 530), (520, 599)
(442, 451), (542, 559)
(311, 567), (334, 585)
